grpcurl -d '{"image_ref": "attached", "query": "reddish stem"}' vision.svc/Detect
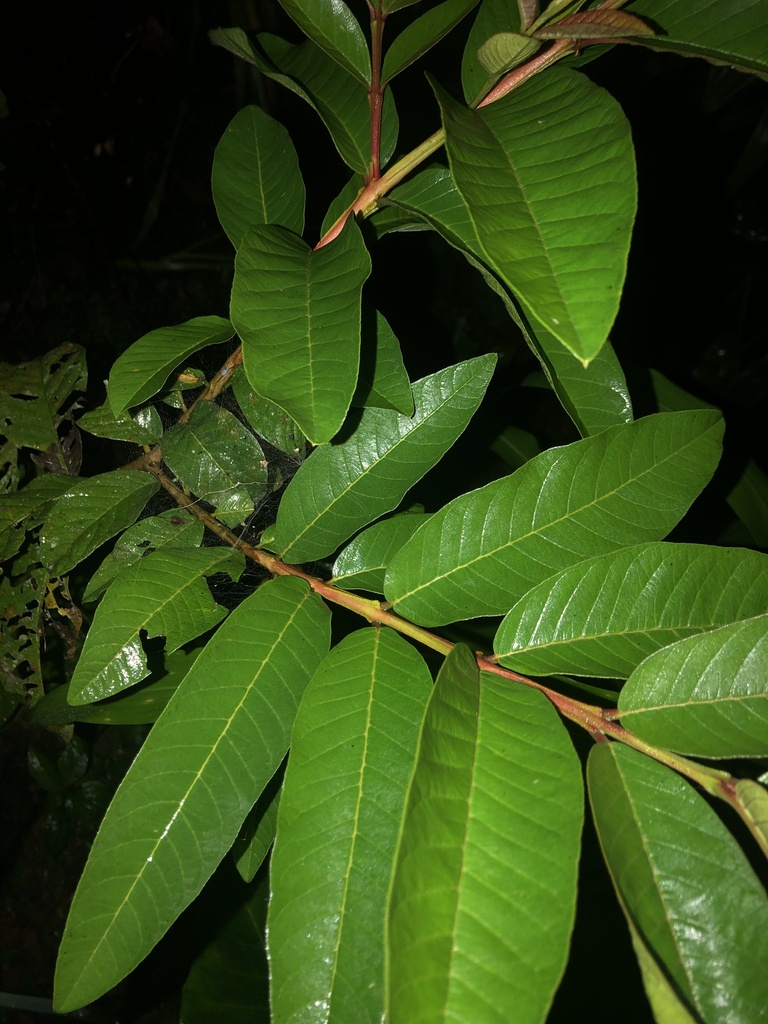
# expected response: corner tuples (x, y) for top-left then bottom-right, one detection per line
(366, 3), (387, 184)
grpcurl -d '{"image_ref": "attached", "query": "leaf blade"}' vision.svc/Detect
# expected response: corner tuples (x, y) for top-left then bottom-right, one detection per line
(40, 472), (159, 575)
(108, 316), (234, 415)
(53, 576), (330, 1013)
(439, 68), (636, 362)
(617, 614), (768, 758)
(231, 220), (371, 446)
(211, 104), (305, 246)
(494, 543), (768, 678)
(273, 354), (496, 563)
(268, 628), (432, 1024)
(387, 646), (583, 1024)
(588, 743), (768, 1022)
(68, 547), (245, 704)
(386, 411), (723, 626)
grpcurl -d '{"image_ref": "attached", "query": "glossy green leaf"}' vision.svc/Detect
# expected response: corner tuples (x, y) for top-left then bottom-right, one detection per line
(54, 576), (330, 1013)
(274, 354), (496, 563)
(0, 475), (74, 532)
(588, 743), (768, 1023)
(387, 646), (583, 1024)
(40, 472), (159, 575)
(386, 411), (723, 626)
(67, 547), (244, 705)
(495, 543), (768, 678)
(279, 0), (371, 84)
(212, 104), (305, 247)
(29, 648), (199, 727)
(212, 29), (397, 174)
(462, 0), (524, 103)
(108, 316), (234, 416)
(353, 307), (414, 415)
(438, 68), (636, 363)
(230, 367), (307, 458)
(382, 0), (480, 83)
(181, 872), (269, 1024)
(161, 401), (269, 526)
(269, 628), (432, 1024)
(626, 918), (698, 1024)
(628, 0), (768, 79)
(332, 512), (432, 592)
(387, 167), (633, 436)
(83, 509), (203, 603)
(232, 219), (371, 445)
(0, 343), (86, 460)
(233, 770), (283, 883)
(618, 614), (768, 758)
(78, 396), (162, 445)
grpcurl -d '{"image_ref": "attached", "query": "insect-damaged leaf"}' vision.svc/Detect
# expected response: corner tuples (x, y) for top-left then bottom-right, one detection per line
(67, 547), (244, 705)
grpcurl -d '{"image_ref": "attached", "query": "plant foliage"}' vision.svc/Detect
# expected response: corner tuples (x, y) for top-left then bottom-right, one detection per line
(2, 1), (768, 1021)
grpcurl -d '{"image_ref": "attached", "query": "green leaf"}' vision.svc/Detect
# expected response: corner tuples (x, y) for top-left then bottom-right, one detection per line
(231, 219), (371, 445)
(382, 0), (481, 83)
(273, 354), (496, 563)
(67, 547), (245, 705)
(461, 0), (524, 103)
(386, 411), (723, 626)
(82, 509), (204, 603)
(387, 646), (583, 1024)
(269, 628), (432, 1024)
(230, 367), (307, 458)
(628, 0), (768, 79)
(387, 167), (633, 435)
(161, 401), (269, 526)
(332, 512), (432, 592)
(108, 316), (234, 416)
(212, 104), (305, 246)
(212, 29), (397, 174)
(0, 343), (86, 461)
(0, 475), (74, 533)
(29, 648), (199, 727)
(588, 743), (768, 1023)
(438, 68), (636, 363)
(354, 307), (414, 415)
(233, 770), (283, 883)
(53, 576), (330, 1013)
(181, 872), (269, 1024)
(734, 779), (768, 858)
(476, 32), (541, 77)
(494, 543), (768, 678)
(279, 0), (371, 84)
(40, 471), (159, 575)
(491, 423), (541, 469)
(78, 395), (162, 445)
(617, 614), (768, 758)
(626, 918), (698, 1024)
(650, 368), (768, 548)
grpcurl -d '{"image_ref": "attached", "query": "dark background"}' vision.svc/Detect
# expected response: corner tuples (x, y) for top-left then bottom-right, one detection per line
(1, 2), (767, 1021)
